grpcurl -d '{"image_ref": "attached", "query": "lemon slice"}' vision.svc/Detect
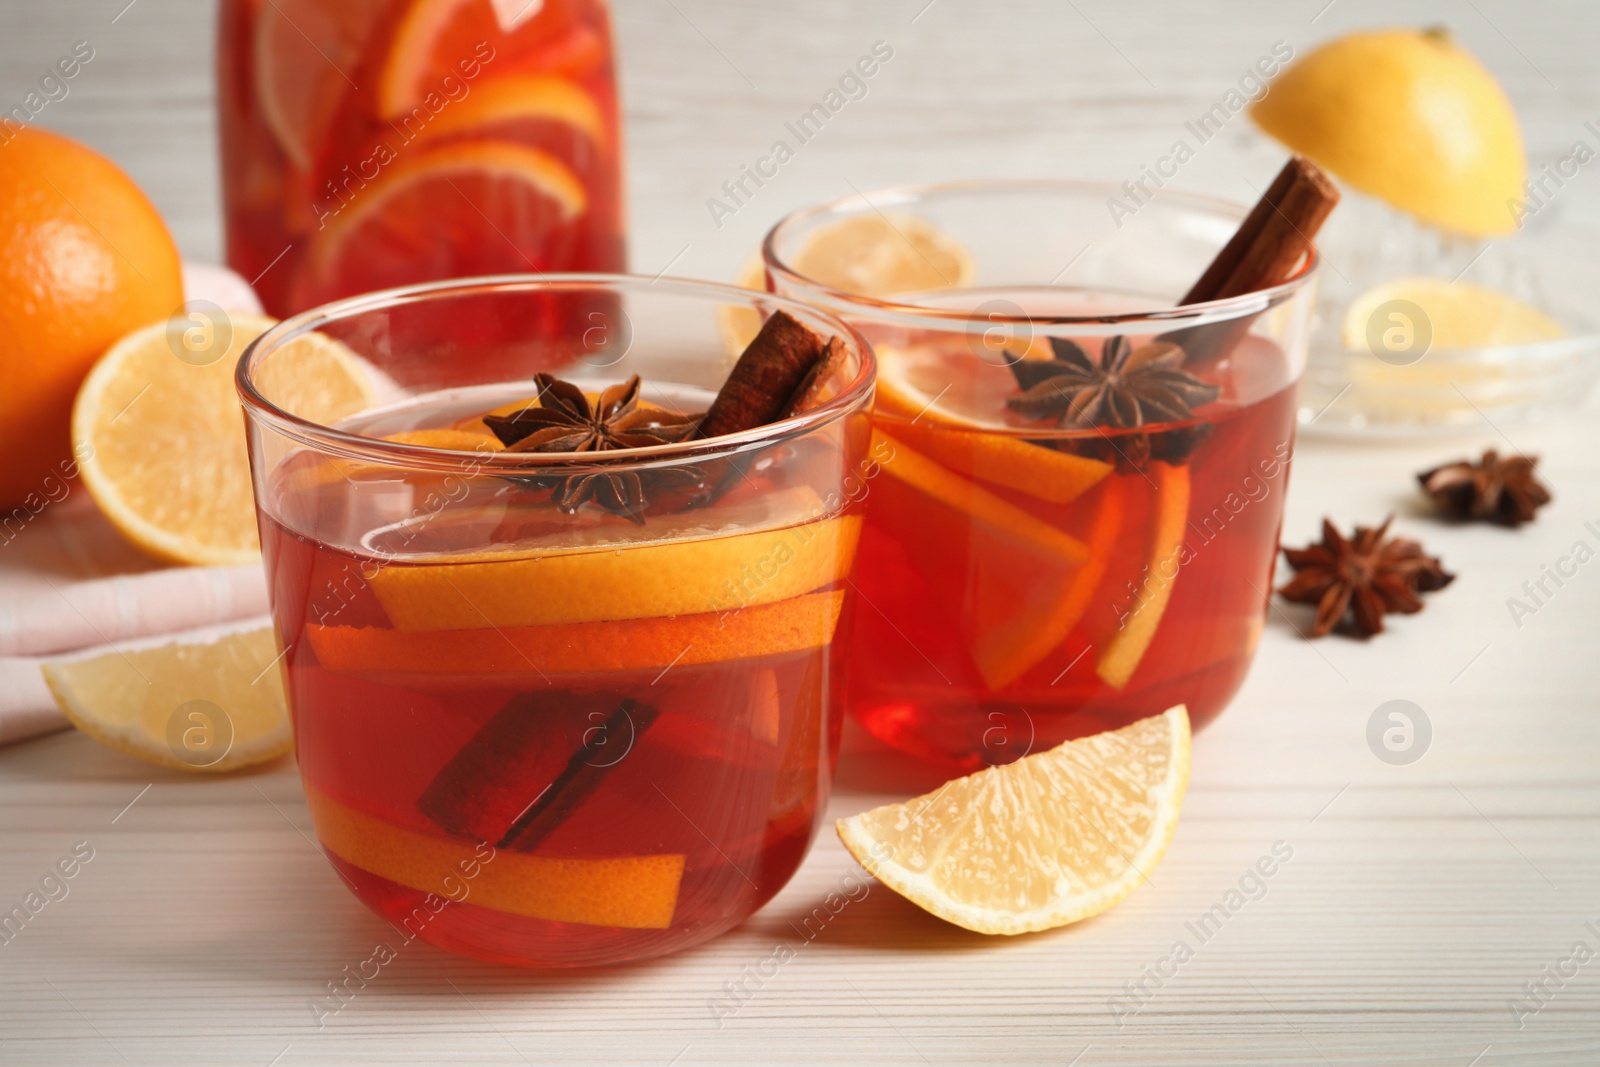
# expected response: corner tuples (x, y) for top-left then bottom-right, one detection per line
(838, 705), (1190, 935)
(792, 213), (973, 298)
(41, 622), (292, 773)
(73, 314), (374, 565)
(1250, 28), (1525, 237)
(1341, 276), (1564, 353)
(717, 255), (769, 357)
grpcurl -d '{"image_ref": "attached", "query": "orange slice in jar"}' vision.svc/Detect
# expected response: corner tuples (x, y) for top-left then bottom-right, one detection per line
(306, 785), (684, 928)
(294, 140), (586, 307)
(378, 0), (607, 119)
(404, 74), (606, 151)
(253, 0), (390, 171)
(306, 590), (845, 683)
(876, 343), (1112, 505)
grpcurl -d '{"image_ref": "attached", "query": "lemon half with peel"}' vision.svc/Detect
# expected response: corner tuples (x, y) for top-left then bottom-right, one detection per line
(838, 705), (1190, 935)
(1251, 27), (1526, 237)
(42, 622), (292, 773)
(73, 314), (374, 565)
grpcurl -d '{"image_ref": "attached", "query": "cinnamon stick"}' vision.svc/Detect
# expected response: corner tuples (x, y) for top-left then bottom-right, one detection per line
(418, 692), (658, 852)
(783, 336), (847, 418)
(698, 310), (831, 438)
(1165, 155), (1339, 363)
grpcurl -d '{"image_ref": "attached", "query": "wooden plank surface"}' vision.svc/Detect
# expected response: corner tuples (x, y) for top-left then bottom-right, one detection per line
(3, 0), (1600, 1063)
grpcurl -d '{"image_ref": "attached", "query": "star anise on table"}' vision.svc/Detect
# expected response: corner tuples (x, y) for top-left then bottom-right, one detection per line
(1006, 337), (1222, 470)
(1278, 517), (1455, 638)
(1418, 449), (1552, 527)
(482, 373), (703, 524)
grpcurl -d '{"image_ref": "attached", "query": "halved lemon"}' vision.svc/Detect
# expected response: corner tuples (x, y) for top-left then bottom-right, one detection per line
(296, 140), (587, 308)
(1341, 276), (1563, 352)
(1250, 28), (1525, 237)
(41, 622), (291, 773)
(73, 314), (375, 565)
(838, 705), (1190, 935)
(791, 213), (973, 298)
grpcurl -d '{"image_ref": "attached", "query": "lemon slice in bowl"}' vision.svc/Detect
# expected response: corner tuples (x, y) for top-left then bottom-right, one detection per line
(1341, 276), (1564, 353)
(73, 314), (374, 565)
(792, 213), (973, 298)
(838, 706), (1189, 935)
(42, 621), (291, 773)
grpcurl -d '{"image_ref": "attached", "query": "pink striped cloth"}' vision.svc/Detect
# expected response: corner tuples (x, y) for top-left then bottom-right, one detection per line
(0, 567), (270, 746)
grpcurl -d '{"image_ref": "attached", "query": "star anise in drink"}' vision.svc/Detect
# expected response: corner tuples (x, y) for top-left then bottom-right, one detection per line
(1418, 449), (1552, 527)
(483, 374), (703, 524)
(1278, 516), (1455, 637)
(1007, 337), (1221, 470)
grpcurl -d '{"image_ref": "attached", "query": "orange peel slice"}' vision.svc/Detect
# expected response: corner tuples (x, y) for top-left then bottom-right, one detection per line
(306, 785), (683, 928)
(307, 590), (844, 681)
(406, 74), (606, 149)
(370, 514), (862, 629)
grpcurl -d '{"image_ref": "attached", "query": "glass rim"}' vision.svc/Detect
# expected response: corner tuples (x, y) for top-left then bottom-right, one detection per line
(761, 177), (1320, 329)
(235, 272), (877, 474)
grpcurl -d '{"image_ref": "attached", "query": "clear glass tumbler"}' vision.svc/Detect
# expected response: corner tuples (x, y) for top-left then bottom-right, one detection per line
(236, 274), (874, 966)
(764, 180), (1316, 772)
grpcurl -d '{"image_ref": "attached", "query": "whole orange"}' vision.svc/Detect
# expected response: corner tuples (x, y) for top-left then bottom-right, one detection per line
(0, 127), (182, 512)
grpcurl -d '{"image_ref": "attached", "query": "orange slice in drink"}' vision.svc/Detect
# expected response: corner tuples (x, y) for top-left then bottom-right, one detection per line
(307, 590), (844, 684)
(296, 140), (586, 307)
(972, 478), (1127, 690)
(306, 785), (683, 928)
(873, 430), (1087, 563)
(254, 0), (389, 171)
(369, 488), (861, 628)
(378, 0), (606, 118)
(1097, 463), (1191, 690)
(876, 343), (1111, 505)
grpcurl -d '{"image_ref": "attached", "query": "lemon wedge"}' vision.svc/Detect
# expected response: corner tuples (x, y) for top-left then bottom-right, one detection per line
(42, 622), (291, 773)
(838, 706), (1190, 935)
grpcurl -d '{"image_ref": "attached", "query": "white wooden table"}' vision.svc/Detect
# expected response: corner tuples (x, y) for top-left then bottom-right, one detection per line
(4, 1), (1600, 1063)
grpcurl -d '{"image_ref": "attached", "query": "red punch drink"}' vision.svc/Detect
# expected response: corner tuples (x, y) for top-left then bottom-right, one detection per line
(238, 277), (874, 965)
(218, 0), (624, 315)
(765, 181), (1319, 772)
